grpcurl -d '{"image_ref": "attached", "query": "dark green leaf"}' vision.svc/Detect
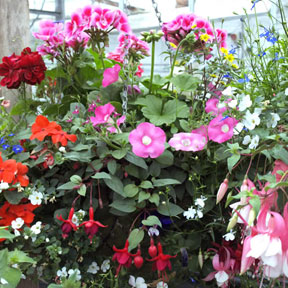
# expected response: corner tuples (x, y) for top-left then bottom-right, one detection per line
(104, 175), (124, 196)
(138, 191), (151, 202)
(227, 154), (241, 172)
(128, 229), (144, 251)
(157, 202), (184, 216)
(57, 182), (76, 190)
(153, 178), (181, 187)
(112, 149), (128, 159)
(124, 184), (139, 198)
(91, 172), (111, 179)
(110, 199), (136, 213)
(3, 191), (24, 205)
(125, 151), (148, 170)
(142, 216), (162, 227)
(149, 193), (160, 206)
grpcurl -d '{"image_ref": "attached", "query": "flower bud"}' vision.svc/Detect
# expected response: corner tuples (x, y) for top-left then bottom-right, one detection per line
(198, 249), (203, 269)
(227, 213), (238, 231)
(216, 178), (229, 204)
(240, 179), (248, 193)
(248, 208), (256, 226)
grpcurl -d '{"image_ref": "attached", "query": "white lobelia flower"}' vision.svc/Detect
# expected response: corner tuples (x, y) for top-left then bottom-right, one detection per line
(243, 110), (261, 130)
(30, 221), (42, 235)
(233, 122), (244, 135)
(157, 282), (168, 288)
(76, 209), (86, 218)
(242, 135), (251, 145)
(148, 226), (160, 237)
(267, 113), (280, 128)
(238, 95), (252, 112)
(196, 209), (204, 219)
(68, 269), (81, 281)
(57, 267), (68, 278)
(28, 191), (43, 205)
(11, 217), (24, 230)
(183, 207), (196, 220)
(249, 135), (260, 149)
(87, 262), (100, 274)
(227, 99), (238, 109)
(0, 181), (9, 193)
(128, 276), (147, 288)
(0, 278), (8, 285)
(195, 196), (207, 208)
(101, 259), (110, 273)
(223, 230), (236, 241)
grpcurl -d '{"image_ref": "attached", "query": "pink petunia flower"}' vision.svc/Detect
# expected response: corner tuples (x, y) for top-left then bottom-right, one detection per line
(208, 115), (237, 143)
(191, 125), (208, 147)
(168, 132), (206, 152)
(102, 64), (121, 87)
(128, 122), (166, 158)
(205, 98), (227, 116)
(90, 103), (115, 126)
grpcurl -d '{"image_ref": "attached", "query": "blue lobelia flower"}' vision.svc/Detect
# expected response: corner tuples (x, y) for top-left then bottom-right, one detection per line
(0, 137), (5, 145)
(260, 27), (277, 44)
(274, 52), (284, 61)
(223, 72), (232, 79)
(8, 133), (15, 136)
(258, 51), (266, 57)
(2, 144), (10, 150)
(12, 145), (24, 154)
(238, 74), (250, 83)
(251, 0), (261, 10)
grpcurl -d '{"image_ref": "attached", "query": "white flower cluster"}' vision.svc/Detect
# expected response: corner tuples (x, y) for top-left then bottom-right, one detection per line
(183, 195), (207, 220)
(28, 190), (44, 205)
(56, 267), (81, 281)
(87, 259), (110, 274)
(71, 209), (86, 226)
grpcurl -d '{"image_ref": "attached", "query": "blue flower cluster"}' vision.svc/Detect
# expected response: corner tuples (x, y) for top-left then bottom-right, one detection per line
(0, 135), (24, 154)
(260, 27), (277, 45)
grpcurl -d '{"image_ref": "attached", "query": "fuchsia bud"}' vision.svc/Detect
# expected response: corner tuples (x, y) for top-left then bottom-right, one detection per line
(216, 178), (229, 204)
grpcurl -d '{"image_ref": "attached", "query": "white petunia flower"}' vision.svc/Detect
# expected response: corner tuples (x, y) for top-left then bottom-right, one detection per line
(249, 135), (260, 149)
(254, 108), (262, 115)
(223, 230), (236, 241)
(243, 110), (261, 130)
(233, 122), (244, 135)
(57, 267), (68, 278)
(267, 113), (280, 128)
(28, 191), (43, 205)
(238, 95), (252, 112)
(0, 278), (8, 285)
(183, 207), (196, 220)
(0, 181), (9, 193)
(87, 262), (100, 274)
(30, 221), (42, 235)
(129, 276), (147, 288)
(68, 269), (81, 281)
(228, 99), (237, 109)
(242, 135), (251, 145)
(195, 196), (207, 208)
(101, 259), (110, 273)
(157, 282), (168, 288)
(148, 226), (160, 237)
(11, 217), (24, 230)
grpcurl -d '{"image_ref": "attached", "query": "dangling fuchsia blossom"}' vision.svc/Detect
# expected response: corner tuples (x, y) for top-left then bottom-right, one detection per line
(57, 207), (78, 239)
(129, 123), (166, 158)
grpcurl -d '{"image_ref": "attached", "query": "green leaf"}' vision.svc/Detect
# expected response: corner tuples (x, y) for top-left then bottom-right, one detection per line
(155, 150), (174, 166)
(170, 73), (200, 91)
(249, 196), (261, 215)
(14, 152), (30, 162)
(77, 184), (86, 196)
(138, 191), (151, 202)
(152, 178), (181, 187)
(65, 150), (93, 162)
(110, 199), (136, 213)
(227, 154), (241, 172)
(128, 229), (144, 252)
(149, 193), (160, 206)
(0, 267), (21, 288)
(0, 229), (15, 241)
(112, 149), (128, 159)
(271, 145), (288, 164)
(71, 143), (91, 151)
(70, 175), (82, 184)
(107, 160), (117, 175)
(142, 216), (162, 228)
(125, 151), (148, 170)
(104, 176), (124, 196)
(124, 184), (139, 198)
(0, 249), (8, 269)
(157, 202), (184, 216)
(91, 172), (111, 180)
(139, 181), (153, 189)
(3, 191), (25, 205)
(57, 182), (76, 190)
(14, 128), (31, 140)
(8, 250), (36, 264)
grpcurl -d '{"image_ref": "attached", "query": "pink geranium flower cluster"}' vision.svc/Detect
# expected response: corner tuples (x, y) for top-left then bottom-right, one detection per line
(162, 13), (227, 50)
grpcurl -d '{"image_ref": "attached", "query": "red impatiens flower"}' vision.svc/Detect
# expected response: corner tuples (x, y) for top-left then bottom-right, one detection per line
(79, 206), (107, 243)
(51, 130), (77, 146)
(146, 242), (177, 281)
(13, 162), (29, 187)
(112, 240), (134, 277)
(56, 207), (78, 239)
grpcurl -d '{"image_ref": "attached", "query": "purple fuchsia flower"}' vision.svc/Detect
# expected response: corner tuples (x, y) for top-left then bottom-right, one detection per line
(102, 64), (121, 88)
(205, 98), (227, 116)
(90, 103), (115, 126)
(208, 114), (237, 143)
(168, 132), (206, 152)
(128, 122), (166, 158)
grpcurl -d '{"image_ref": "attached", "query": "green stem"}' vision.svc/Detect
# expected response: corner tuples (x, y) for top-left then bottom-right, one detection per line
(149, 40), (156, 94)
(96, 42), (105, 69)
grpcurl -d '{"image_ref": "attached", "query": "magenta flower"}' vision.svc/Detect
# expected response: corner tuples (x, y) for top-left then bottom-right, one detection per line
(90, 103), (115, 126)
(168, 132), (206, 152)
(205, 98), (227, 116)
(102, 64), (121, 88)
(208, 115), (237, 143)
(191, 125), (208, 147)
(128, 122), (166, 158)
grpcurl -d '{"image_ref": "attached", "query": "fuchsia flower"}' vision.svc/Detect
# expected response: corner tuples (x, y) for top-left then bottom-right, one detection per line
(208, 115), (237, 143)
(56, 207), (78, 239)
(128, 122), (166, 158)
(102, 64), (121, 88)
(90, 103), (115, 126)
(216, 178), (229, 204)
(205, 98), (227, 116)
(168, 132), (206, 152)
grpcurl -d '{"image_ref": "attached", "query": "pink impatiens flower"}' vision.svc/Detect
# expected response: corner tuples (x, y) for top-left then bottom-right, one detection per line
(90, 103), (115, 126)
(128, 122), (166, 158)
(102, 64), (121, 87)
(208, 115), (237, 143)
(168, 132), (206, 152)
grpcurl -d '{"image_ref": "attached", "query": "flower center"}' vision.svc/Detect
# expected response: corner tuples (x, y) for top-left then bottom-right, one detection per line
(104, 114), (110, 122)
(221, 124), (230, 133)
(142, 135), (152, 145)
(181, 139), (191, 146)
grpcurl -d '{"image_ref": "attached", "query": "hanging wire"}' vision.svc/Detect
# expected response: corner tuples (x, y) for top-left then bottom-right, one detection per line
(151, 0), (164, 26)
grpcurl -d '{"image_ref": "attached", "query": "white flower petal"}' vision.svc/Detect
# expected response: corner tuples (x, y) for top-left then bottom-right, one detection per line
(247, 234), (270, 258)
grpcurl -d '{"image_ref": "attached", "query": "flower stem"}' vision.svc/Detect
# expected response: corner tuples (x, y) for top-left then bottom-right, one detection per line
(149, 40), (156, 94)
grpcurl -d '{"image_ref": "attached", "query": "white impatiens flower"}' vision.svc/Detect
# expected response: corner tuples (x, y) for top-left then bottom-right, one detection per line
(249, 135), (260, 149)
(11, 217), (24, 230)
(195, 196), (207, 208)
(57, 267), (68, 278)
(243, 110), (261, 130)
(0, 181), (9, 193)
(148, 226), (160, 237)
(101, 259), (110, 273)
(228, 99), (237, 109)
(28, 191), (43, 205)
(238, 95), (252, 112)
(128, 276), (147, 288)
(242, 135), (251, 145)
(233, 122), (244, 135)
(223, 230), (236, 241)
(87, 262), (100, 274)
(157, 282), (168, 288)
(267, 113), (280, 128)
(183, 207), (196, 220)
(31, 221), (42, 235)
(68, 269), (81, 281)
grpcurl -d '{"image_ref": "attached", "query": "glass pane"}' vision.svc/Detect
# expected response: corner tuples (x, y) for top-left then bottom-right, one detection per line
(29, 0), (56, 12)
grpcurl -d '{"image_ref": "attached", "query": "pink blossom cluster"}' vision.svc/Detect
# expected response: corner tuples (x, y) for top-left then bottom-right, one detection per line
(162, 13), (227, 49)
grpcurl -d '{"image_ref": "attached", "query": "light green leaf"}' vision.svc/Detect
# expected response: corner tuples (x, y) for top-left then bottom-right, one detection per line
(227, 154), (241, 172)
(0, 230), (15, 241)
(139, 181), (153, 189)
(128, 229), (144, 252)
(152, 178), (181, 187)
(112, 149), (128, 159)
(157, 202), (184, 216)
(57, 182), (76, 190)
(107, 160), (117, 175)
(124, 184), (139, 198)
(138, 191), (151, 202)
(70, 175), (82, 184)
(170, 73), (200, 91)
(142, 216), (162, 228)
(77, 184), (86, 196)
(125, 151), (148, 170)
(110, 199), (136, 213)
(8, 250), (36, 264)
(149, 193), (160, 206)
(91, 172), (111, 180)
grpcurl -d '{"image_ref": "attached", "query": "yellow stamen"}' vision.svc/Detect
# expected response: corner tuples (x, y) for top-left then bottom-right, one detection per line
(200, 34), (210, 42)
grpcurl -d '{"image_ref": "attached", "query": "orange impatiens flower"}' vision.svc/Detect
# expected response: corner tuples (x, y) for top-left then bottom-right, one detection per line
(14, 162), (29, 187)
(51, 130), (77, 146)
(30, 115), (61, 141)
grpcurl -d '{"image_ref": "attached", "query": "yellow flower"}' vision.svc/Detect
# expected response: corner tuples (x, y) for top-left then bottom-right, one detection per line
(210, 74), (217, 78)
(220, 47), (228, 55)
(169, 42), (177, 49)
(232, 63), (239, 69)
(191, 24), (197, 29)
(224, 53), (235, 63)
(200, 34), (210, 42)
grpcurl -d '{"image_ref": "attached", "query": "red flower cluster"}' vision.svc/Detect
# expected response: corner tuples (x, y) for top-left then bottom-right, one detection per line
(0, 152), (29, 187)
(30, 115), (77, 146)
(0, 47), (47, 89)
